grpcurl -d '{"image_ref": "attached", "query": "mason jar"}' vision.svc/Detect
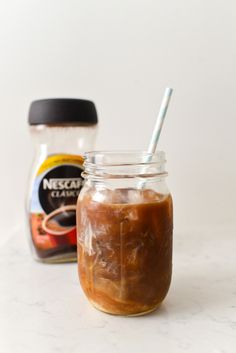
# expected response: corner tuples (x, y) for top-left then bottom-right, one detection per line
(26, 98), (98, 263)
(77, 151), (173, 316)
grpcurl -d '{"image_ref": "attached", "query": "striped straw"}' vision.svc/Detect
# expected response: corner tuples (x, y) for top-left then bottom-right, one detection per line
(148, 87), (173, 154)
(139, 87), (173, 188)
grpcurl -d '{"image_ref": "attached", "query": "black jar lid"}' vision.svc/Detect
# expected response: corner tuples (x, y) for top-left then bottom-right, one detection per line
(28, 98), (98, 126)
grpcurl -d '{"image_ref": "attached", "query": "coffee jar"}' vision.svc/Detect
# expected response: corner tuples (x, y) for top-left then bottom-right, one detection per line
(26, 98), (98, 263)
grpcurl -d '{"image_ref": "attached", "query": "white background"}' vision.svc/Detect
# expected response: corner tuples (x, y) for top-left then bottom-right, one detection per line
(0, 3), (236, 352)
(0, 0), (236, 235)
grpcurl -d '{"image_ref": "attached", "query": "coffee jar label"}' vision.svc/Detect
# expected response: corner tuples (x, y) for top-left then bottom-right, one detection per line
(30, 154), (84, 253)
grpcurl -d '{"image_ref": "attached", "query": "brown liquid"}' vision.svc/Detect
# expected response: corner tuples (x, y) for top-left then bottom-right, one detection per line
(77, 189), (173, 315)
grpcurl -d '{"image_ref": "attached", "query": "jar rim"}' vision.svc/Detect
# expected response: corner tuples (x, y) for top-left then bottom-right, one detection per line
(84, 150), (166, 167)
(83, 151), (167, 179)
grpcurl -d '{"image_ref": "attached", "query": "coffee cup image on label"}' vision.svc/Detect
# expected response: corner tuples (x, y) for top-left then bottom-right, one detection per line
(42, 205), (77, 236)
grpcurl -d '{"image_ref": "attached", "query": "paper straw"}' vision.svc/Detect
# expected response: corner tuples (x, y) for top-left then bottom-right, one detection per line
(148, 87), (173, 154)
(139, 87), (173, 188)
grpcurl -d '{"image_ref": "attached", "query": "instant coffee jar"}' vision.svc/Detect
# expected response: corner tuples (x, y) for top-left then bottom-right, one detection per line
(26, 98), (98, 263)
(77, 151), (173, 316)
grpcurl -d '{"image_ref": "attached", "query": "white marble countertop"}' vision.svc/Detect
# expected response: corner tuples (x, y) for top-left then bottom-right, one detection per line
(0, 225), (235, 353)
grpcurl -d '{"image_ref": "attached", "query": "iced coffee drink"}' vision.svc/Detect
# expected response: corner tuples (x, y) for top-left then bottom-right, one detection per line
(77, 188), (173, 315)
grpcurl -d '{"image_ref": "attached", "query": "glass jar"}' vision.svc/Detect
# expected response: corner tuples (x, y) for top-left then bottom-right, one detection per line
(26, 98), (98, 263)
(77, 151), (173, 316)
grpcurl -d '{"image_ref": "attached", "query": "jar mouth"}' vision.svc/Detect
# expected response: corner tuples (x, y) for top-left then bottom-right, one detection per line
(83, 151), (167, 179)
(84, 150), (166, 166)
